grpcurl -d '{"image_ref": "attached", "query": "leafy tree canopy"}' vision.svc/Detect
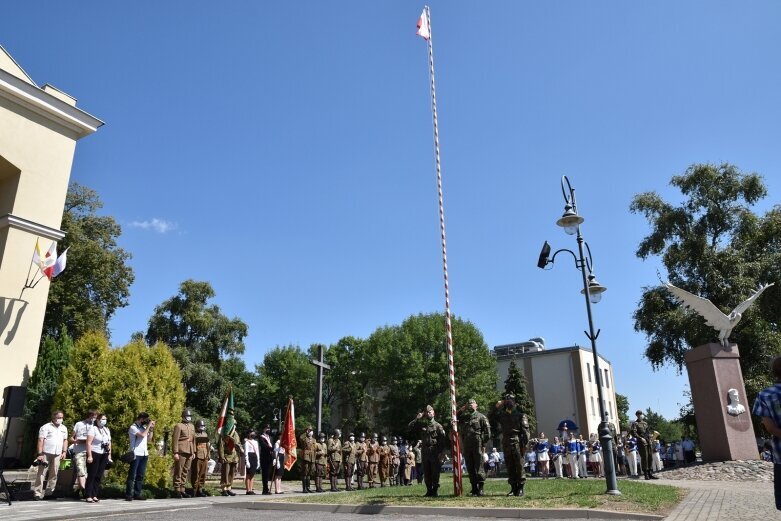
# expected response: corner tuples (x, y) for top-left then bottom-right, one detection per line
(44, 183), (134, 339)
(146, 280), (249, 418)
(615, 393), (630, 430)
(643, 407), (683, 445)
(630, 163), (781, 413)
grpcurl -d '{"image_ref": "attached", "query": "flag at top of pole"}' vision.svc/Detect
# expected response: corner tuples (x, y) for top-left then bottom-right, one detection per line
(416, 7), (430, 40)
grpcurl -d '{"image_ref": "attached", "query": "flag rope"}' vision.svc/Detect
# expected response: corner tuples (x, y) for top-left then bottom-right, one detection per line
(422, 5), (462, 496)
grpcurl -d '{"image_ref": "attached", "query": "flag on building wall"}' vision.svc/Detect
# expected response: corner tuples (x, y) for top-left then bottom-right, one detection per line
(44, 248), (68, 280)
(281, 397), (297, 470)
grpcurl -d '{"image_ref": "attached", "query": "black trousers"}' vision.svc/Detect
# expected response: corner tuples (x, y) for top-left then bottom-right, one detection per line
(85, 452), (109, 498)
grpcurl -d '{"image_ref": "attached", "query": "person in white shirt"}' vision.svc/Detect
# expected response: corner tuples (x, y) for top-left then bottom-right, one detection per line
(71, 409), (97, 498)
(33, 410), (68, 500)
(85, 413), (112, 503)
(125, 412), (155, 501)
(243, 430), (260, 495)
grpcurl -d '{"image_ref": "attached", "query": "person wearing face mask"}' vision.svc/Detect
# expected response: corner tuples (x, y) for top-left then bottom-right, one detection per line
(85, 413), (111, 502)
(243, 429), (259, 495)
(33, 410), (68, 500)
(408, 405), (446, 497)
(342, 432), (356, 490)
(191, 419), (211, 497)
(126, 412), (156, 501)
(354, 433), (367, 489)
(217, 409), (243, 496)
(71, 409), (97, 498)
(171, 408), (196, 498)
(259, 424), (274, 495)
(630, 410), (658, 480)
(366, 433), (380, 488)
(297, 426), (316, 493)
(327, 429), (342, 491)
(272, 437), (286, 494)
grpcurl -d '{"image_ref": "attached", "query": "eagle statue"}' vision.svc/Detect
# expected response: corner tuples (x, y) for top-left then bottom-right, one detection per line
(664, 282), (775, 348)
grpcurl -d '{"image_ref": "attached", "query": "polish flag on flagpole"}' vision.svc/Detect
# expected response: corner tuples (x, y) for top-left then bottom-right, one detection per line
(416, 7), (430, 40)
(41, 242), (58, 280)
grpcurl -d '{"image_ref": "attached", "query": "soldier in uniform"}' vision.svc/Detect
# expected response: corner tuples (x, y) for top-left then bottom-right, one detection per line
(314, 432), (328, 492)
(404, 443), (415, 485)
(342, 432), (357, 490)
(297, 426), (316, 493)
(407, 405), (447, 497)
(458, 398), (491, 496)
(366, 433), (380, 488)
(327, 429), (343, 491)
(190, 419), (211, 497)
(172, 408), (195, 498)
(630, 410), (659, 480)
(389, 436), (400, 486)
(355, 433), (368, 489)
(495, 393), (530, 497)
(378, 436), (391, 487)
(217, 410), (244, 496)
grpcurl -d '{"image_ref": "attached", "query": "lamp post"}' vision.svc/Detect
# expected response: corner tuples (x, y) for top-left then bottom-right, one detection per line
(273, 408), (282, 436)
(537, 175), (620, 496)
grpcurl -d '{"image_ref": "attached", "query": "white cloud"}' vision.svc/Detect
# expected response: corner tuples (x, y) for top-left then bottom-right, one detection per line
(128, 218), (177, 234)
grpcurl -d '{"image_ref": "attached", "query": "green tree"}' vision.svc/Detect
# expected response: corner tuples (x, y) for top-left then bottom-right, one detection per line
(44, 183), (134, 339)
(22, 331), (73, 459)
(615, 393), (630, 430)
(643, 408), (683, 444)
(324, 336), (374, 435)
(53, 332), (185, 490)
(630, 163), (781, 415)
(501, 359), (537, 433)
(146, 280), (249, 418)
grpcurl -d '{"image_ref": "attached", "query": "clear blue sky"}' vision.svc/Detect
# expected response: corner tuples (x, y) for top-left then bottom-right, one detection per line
(3, 1), (780, 422)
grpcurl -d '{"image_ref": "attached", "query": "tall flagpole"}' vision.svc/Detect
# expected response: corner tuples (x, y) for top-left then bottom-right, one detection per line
(421, 5), (463, 497)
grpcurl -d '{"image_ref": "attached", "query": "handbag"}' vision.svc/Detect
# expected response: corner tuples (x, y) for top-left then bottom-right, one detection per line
(120, 450), (136, 464)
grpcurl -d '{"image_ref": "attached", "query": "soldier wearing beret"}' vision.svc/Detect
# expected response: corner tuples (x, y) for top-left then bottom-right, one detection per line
(495, 393), (530, 497)
(630, 410), (658, 480)
(458, 398), (491, 496)
(407, 405), (447, 497)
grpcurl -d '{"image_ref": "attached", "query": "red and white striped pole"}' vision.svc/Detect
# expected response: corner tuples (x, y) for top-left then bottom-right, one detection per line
(419, 5), (462, 496)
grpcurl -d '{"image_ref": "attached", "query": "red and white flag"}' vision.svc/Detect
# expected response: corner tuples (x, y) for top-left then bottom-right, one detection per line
(281, 397), (297, 470)
(416, 7), (430, 40)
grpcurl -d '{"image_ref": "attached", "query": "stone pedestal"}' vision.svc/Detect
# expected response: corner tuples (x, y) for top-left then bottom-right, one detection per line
(684, 343), (757, 461)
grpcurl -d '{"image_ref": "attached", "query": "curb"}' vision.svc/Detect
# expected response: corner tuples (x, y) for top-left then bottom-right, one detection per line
(219, 501), (665, 520)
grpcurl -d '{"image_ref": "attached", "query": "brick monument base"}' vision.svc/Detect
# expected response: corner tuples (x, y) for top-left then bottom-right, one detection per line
(684, 343), (758, 461)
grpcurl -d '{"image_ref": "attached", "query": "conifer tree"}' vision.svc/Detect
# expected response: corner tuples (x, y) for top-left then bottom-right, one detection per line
(503, 359), (537, 432)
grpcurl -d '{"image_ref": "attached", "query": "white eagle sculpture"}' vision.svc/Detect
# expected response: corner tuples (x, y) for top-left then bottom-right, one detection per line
(664, 282), (775, 348)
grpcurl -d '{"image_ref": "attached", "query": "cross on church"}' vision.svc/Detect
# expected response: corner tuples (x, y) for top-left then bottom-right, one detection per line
(309, 344), (330, 434)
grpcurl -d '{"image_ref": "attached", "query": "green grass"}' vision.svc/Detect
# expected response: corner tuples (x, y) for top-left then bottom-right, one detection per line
(279, 478), (685, 514)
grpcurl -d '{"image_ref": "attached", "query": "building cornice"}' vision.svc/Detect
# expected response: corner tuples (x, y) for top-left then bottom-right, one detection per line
(0, 214), (65, 241)
(0, 69), (103, 138)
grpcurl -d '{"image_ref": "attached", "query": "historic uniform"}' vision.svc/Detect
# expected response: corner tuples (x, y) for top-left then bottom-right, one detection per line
(389, 437), (400, 486)
(366, 434), (380, 488)
(297, 427), (316, 493)
(342, 433), (357, 490)
(495, 393), (530, 496)
(378, 437), (391, 487)
(355, 433), (368, 489)
(172, 409), (196, 497)
(190, 420), (210, 497)
(217, 416), (243, 496)
(630, 410), (658, 480)
(314, 433), (328, 492)
(458, 399), (491, 496)
(407, 405), (447, 497)
(327, 430), (343, 491)
(404, 447), (415, 484)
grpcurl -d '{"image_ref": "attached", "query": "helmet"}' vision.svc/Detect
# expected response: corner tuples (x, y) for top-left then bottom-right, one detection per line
(392, 436), (397, 443)
(195, 419), (206, 429)
(348, 432), (355, 438)
(183, 408), (193, 417)
(318, 432), (326, 440)
(334, 429), (341, 437)
(381, 436), (387, 442)
(372, 433), (378, 440)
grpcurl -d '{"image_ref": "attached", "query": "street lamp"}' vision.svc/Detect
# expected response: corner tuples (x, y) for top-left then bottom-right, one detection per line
(273, 408), (283, 436)
(537, 175), (620, 496)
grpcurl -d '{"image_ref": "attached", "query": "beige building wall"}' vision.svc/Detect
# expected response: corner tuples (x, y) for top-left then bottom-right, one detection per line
(495, 343), (618, 439)
(0, 45), (102, 458)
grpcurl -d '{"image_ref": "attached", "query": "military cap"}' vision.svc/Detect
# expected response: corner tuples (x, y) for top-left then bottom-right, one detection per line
(348, 432), (355, 437)
(425, 404), (434, 413)
(635, 410), (643, 416)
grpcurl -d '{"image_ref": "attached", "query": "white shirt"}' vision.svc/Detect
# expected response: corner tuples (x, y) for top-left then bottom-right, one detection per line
(72, 421), (95, 454)
(39, 422), (68, 455)
(90, 426), (112, 454)
(129, 423), (150, 456)
(244, 439), (259, 467)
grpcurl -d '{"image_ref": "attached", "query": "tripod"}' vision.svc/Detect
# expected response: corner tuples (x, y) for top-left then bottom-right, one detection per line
(0, 417), (11, 506)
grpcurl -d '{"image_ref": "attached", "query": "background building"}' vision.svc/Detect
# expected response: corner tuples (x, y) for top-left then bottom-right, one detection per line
(0, 46), (101, 457)
(494, 338), (619, 438)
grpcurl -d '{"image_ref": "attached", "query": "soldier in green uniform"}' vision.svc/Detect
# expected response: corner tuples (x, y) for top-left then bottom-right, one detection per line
(297, 426), (316, 493)
(407, 405), (447, 497)
(327, 429), (343, 491)
(217, 410), (244, 496)
(630, 410), (658, 480)
(389, 436), (400, 486)
(355, 433), (368, 489)
(314, 432), (328, 492)
(342, 432), (357, 490)
(367, 433), (380, 488)
(495, 393), (530, 497)
(458, 398), (491, 496)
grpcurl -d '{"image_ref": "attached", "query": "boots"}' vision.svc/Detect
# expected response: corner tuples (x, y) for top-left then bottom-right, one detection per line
(330, 476), (338, 491)
(507, 484), (516, 496)
(469, 484), (477, 496)
(357, 476), (363, 490)
(316, 476), (324, 492)
(424, 484), (432, 497)
(516, 483), (525, 497)
(477, 482), (485, 496)
(307, 477), (315, 493)
(431, 484), (439, 497)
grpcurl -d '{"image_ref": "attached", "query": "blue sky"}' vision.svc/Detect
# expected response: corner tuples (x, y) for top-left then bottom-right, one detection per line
(3, 1), (780, 421)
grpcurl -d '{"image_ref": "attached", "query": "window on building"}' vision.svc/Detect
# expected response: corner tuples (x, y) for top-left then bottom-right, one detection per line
(609, 401), (613, 419)
(604, 368), (609, 388)
(587, 363), (591, 382)
(590, 396), (595, 416)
